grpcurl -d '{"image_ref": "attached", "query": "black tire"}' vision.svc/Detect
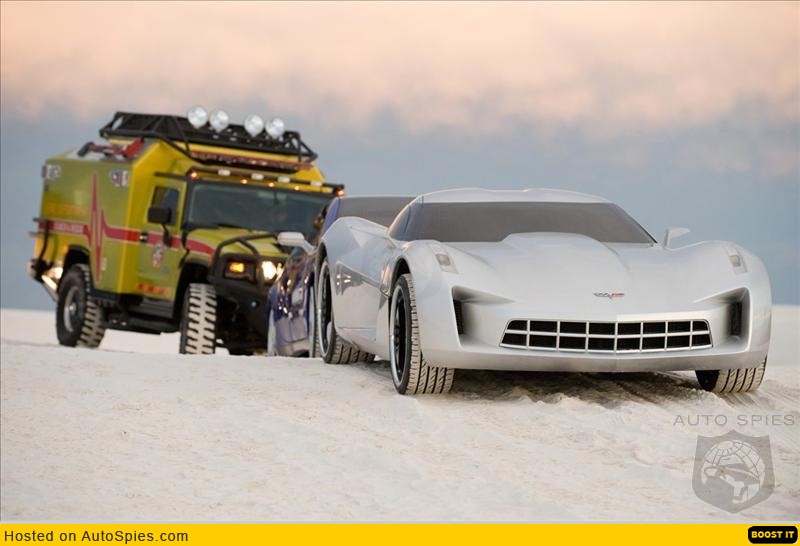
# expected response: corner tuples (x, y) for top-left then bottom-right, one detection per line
(317, 258), (372, 364)
(307, 284), (318, 358)
(696, 357), (767, 393)
(389, 273), (454, 395)
(179, 283), (217, 355)
(55, 264), (106, 348)
(266, 310), (277, 356)
(228, 348), (268, 356)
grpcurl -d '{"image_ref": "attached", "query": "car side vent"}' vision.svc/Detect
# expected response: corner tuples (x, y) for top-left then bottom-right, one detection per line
(453, 300), (464, 335)
(729, 301), (743, 336)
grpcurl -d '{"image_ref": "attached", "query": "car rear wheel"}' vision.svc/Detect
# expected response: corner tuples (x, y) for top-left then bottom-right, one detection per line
(696, 357), (767, 393)
(389, 273), (454, 395)
(55, 263), (106, 348)
(179, 283), (217, 355)
(317, 258), (371, 364)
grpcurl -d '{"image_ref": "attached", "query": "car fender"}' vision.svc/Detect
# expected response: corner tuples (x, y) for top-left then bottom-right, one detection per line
(379, 242), (458, 364)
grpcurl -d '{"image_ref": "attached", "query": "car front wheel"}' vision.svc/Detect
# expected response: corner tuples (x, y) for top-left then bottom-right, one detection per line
(696, 358), (767, 393)
(389, 273), (454, 395)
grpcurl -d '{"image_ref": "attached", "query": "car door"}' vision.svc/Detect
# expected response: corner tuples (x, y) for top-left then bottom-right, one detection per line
(335, 223), (396, 349)
(137, 183), (184, 300)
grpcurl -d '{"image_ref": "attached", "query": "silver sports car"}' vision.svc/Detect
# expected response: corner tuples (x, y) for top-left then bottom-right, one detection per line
(315, 189), (771, 395)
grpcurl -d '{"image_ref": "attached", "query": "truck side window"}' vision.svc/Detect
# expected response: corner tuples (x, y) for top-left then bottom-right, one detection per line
(151, 187), (180, 226)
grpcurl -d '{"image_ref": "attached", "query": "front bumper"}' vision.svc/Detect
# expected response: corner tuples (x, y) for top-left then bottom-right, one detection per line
(427, 341), (767, 372)
(417, 290), (771, 373)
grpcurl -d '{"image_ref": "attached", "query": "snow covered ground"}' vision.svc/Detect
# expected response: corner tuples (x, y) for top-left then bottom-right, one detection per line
(1, 307), (798, 521)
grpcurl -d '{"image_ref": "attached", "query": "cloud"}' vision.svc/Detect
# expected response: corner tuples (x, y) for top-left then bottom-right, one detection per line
(1, 1), (798, 138)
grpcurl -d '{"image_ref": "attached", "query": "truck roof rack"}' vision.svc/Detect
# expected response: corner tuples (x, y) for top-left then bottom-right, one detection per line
(99, 111), (318, 163)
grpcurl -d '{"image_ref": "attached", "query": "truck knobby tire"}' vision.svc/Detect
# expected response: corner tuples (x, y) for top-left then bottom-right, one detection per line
(55, 264), (106, 348)
(180, 283), (218, 355)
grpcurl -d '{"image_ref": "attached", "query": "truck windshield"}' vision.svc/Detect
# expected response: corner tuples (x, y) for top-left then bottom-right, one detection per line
(389, 202), (654, 243)
(185, 183), (332, 238)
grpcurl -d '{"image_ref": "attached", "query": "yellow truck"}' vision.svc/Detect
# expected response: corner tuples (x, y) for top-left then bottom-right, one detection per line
(29, 109), (342, 354)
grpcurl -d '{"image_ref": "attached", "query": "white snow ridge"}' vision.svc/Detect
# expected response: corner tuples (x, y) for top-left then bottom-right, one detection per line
(1, 307), (798, 521)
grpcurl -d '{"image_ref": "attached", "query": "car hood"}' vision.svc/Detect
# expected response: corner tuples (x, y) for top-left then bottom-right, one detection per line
(184, 228), (285, 261)
(443, 232), (741, 315)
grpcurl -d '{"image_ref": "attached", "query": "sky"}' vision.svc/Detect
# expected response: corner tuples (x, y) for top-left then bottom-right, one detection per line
(1, 1), (798, 309)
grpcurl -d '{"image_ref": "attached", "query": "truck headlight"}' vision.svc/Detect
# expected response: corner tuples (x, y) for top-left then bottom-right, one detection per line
(265, 117), (285, 138)
(228, 261), (246, 274)
(260, 260), (281, 281)
(187, 105), (208, 128)
(209, 109), (230, 132)
(244, 114), (264, 137)
(224, 260), (255, 281)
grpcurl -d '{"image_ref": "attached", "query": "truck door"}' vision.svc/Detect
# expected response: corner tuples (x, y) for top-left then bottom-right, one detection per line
(137, 183), (185, 300)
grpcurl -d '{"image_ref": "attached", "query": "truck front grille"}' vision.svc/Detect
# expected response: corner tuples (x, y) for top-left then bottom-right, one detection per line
(500, 319), (712, 353)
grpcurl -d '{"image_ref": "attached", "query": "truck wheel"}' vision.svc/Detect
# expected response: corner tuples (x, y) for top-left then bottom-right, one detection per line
(179, 283), (217, 355)
(55, 264), (106, 348)
(696, 357), (767, 393)
(389, 273), (454, 395)
(317, 258), (369, 364)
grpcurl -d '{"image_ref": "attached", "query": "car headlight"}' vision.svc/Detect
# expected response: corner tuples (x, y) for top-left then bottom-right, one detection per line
(260, 260), (283, 281)
(726, 247), (747, 274)
(430, 243), (457, 273)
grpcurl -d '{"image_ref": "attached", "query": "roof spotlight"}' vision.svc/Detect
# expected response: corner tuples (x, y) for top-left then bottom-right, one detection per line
(187, 106), (208, 128)
(244, 114), (265, 137)
(209, 109), (230, 132)
(265, 117), (285, 138)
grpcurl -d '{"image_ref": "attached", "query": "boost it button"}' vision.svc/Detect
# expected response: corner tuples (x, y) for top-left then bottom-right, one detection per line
(749, 526), (798, 544)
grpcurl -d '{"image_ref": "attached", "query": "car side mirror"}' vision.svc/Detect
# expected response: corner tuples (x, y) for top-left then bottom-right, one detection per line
(147, 205), (173, 246)
(147, 205), (171, 225)
(277, 231), (314, 254)
(663, 227), (690, 249)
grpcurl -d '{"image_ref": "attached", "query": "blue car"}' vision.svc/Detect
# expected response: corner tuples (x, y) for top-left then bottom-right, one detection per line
(266, 195), (413, 357)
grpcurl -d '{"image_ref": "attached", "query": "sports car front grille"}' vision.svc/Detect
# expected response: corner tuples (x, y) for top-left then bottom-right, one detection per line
(500, 319), (712, 353)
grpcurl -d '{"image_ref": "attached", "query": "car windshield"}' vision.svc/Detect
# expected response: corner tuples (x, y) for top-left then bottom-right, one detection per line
(185, 183), (332, 239)
(389, 201), (654, 243)
(337, 196), (413, 227)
